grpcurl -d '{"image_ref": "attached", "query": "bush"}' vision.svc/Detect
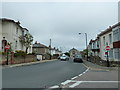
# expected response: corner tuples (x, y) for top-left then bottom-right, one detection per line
(2, 52), (6, 55)
(27, 52), (35, 55)
(32, 59), (36, 62)
(53, 54), (59, 57)
(52, 54), (59, 59)
(14, 50), (27, 57)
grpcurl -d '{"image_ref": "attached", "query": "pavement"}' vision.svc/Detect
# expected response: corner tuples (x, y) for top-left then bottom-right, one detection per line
(49, 60), (120, 89)
(83, 60), (119, 71)
(1, 59), (57, 69)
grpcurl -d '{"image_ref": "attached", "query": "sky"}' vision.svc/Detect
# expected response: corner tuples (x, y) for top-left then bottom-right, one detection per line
(1, 1), (118, 52)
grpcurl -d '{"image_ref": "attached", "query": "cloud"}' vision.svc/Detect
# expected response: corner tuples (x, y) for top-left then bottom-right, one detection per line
(2, 2), (118, 52)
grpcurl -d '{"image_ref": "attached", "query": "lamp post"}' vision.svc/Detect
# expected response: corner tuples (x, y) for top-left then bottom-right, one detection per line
(79, 33), (88, 61)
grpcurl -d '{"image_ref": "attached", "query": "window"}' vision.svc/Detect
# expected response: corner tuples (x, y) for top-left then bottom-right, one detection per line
(72, 51), (75, 54)
(97, 41), (99, 48)
(93, 43), (95, 49)
(16, 27), (18, 34)
(109, 49), (113, 59)
(15, 40), (17, 49)
(109, 34), (112, 44)
(114, 48), (120, 60)
(103, 36), (105, 46)
(113, 28), (120, 42)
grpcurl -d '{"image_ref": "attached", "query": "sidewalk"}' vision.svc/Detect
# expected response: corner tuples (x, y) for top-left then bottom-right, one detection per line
(56, 60), (120, 89)
(1, 59), (57, 69)
(83, 60), (119, 71)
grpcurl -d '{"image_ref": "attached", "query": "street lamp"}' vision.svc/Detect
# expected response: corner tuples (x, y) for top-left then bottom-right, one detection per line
(79, 33), (88, 61)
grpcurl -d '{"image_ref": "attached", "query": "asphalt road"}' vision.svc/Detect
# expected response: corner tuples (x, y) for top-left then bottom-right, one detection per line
(2, 59), (87, 88)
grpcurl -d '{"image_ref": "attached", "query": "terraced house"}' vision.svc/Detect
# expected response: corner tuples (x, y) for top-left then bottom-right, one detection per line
(0, 18), (33, 53)
(88, 22), (120, 62)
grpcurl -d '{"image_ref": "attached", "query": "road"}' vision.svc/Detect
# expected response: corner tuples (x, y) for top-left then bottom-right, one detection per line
(2, 59), (87, 88)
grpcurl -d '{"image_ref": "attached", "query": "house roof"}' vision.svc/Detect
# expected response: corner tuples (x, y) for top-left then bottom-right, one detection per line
(69, 48), (78, 52)
(32, 43), (48, 48)
(98, 22), (120, 37)
(0, 18), (28, 31)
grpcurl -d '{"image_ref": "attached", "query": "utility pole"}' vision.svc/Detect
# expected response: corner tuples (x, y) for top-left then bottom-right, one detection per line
(79, 33), (88, 61)
(50, 39), (51, 60)
(85, 33), (88, 61)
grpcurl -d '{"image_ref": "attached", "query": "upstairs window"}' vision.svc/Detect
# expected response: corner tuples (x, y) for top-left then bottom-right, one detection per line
(109, 34), (112, 44)
(15, 40), (17, 49)
(16, 27), (18, 34)
(103, 36), (105, 46)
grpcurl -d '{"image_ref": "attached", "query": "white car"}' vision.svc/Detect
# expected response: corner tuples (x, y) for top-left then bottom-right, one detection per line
(60, 55), (69, 61)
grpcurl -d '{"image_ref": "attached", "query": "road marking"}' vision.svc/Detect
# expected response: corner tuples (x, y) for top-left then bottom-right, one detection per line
(49, 67), (89, 88)
(71, 76), (78, 80)
(82, 63), (89, 68)
(69, 80), (120, 88)
(69, 81), (82, 88)
(78, 74), (83, 76)
(61, 68), (89, 86)
(50, 85), (59, 88)
(78, 68), (89, 76)
(61, 80), (72, 85)
(81, 81), (120, 83)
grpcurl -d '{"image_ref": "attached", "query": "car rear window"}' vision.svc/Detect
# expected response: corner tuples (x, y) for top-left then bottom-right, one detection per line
(75, 54), (82, 58)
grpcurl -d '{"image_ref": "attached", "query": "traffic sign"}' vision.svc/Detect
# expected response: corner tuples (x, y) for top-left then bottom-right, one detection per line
(105, 46), (110, 50)
(105, 52), (108, 55)
(5, 45), (10, 50)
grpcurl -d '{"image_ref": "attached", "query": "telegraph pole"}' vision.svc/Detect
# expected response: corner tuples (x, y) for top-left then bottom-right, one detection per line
(85, 33), (88, 61)
(50, 39), (51, 60)
(79, 33), (88, 61)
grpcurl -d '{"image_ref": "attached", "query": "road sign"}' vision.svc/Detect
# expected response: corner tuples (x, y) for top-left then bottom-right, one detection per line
(5, 45), (10, 50)
(105, 52), (108, 55)
(105, 46), (110, 50)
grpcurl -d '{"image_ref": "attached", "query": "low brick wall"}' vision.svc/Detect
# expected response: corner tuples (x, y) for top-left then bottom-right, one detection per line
(87, 56), (120, 67)
(13, 55), (36, 64)
(1, 55), (36, 65)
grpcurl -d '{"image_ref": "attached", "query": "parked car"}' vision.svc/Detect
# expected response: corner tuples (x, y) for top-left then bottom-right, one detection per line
(57, 56), (61, 59)
(60, 55), (69, 61)
(73, 54), (83, 63)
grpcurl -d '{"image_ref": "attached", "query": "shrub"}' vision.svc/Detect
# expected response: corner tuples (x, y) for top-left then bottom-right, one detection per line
(14, 50), (27, 57)
(53, 54), (59, 57)
(27, 52), (35, 55)
(32, 59), (36, 62)
(2, 52), (6, 55)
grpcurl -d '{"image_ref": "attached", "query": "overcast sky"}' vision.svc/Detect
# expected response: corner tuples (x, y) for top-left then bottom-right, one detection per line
(2, 1), (118, 52)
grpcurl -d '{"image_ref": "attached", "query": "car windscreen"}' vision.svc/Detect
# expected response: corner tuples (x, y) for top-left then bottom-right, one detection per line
(75, 54), (82, 58)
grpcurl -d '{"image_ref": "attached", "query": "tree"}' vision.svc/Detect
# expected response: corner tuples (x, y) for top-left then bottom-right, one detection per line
(64, 52), (70, 57)
(19, 33), (33, 53)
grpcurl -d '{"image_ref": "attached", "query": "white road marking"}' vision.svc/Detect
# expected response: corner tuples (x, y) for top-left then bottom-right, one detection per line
(50, 67), (89, 88)
(82, 63), (89, 68)
(71, 76), (78, 80)
(61, 80), (72, 85)
(78, 74), (83, 76)
(69, 81), (82, 88)
(61, 68), (89, 86)
(78, 68), (89, 76)
(82, 81), (120, 83)
(50, 85), (59, 88)
(69, 80), (120, 88)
